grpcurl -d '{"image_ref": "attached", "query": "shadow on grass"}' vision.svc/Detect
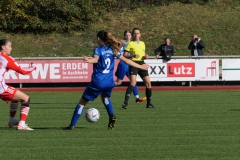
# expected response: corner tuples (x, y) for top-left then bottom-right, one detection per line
(32, 106), (92, 110)
(32, 127), (87, 130)
(60, 126), (87, 130)
(0, 127), (18, 130)
(32, 107), (74, 110)
(30, 102), (76, 105)
(227, 109), (240, 111)
(0, 127), (87, 130)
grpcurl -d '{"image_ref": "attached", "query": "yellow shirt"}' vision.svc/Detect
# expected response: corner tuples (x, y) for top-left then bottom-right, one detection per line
(125, 41), (145, 61)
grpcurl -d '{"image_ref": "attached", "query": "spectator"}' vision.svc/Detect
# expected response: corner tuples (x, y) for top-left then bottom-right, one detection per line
(188, 34), (205, 56)
(154, 37), (174, 61)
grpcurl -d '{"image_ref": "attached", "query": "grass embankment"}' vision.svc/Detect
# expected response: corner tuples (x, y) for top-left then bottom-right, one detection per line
(0, 2), (239, 57)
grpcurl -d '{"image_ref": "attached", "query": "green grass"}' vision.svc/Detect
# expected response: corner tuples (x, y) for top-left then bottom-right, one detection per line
(0, 1), (239, 57)
(1, 90), (240, 159)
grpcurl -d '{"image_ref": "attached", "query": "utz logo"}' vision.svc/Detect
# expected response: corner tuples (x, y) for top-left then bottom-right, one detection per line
(167, 63), (195, 77)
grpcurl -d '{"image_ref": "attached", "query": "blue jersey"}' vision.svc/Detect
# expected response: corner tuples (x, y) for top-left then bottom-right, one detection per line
(91, 46), (122, 89)
(115, 41), (130, 80)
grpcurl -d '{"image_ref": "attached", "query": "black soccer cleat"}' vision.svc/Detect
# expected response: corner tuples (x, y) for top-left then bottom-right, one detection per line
(146, 103), (155, 109)
(122, 103), (128, 109)
(66, 125), (75, 130)
(108, 114), (116, 129)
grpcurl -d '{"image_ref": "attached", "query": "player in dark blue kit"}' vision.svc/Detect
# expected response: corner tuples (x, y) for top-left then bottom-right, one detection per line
(115, 30), (146, 108)
(66, 30), (149, 130)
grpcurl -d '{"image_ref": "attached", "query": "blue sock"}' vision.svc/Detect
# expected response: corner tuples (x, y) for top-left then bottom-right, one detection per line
(132, 84), (139, 97)
(70, 104), (84, 126)
(102, 98), (114, 115)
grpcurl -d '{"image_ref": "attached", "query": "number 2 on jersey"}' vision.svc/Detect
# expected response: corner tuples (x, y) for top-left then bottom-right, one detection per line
(103, 58), (111, 73)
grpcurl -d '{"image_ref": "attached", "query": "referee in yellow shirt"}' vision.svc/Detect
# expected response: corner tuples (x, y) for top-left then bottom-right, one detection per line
(122, 28), (154, 109)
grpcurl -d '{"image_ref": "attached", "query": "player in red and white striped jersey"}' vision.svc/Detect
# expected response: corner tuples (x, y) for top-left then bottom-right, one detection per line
(0, 39), (36, 130)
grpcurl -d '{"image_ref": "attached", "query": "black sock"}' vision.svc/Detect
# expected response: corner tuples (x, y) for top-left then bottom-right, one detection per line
(124, 85), (134, 104)
(146, 88), (152, 106)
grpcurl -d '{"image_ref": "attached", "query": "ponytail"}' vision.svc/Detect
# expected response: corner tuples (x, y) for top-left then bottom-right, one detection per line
(97, 30), (123, 56)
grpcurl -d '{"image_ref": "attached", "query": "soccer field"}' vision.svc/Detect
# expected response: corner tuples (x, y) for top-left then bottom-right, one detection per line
(0, 90), (240, 159)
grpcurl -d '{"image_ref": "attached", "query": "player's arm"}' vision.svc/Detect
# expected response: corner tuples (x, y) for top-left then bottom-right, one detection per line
(119, 56), (148, 70)
(84, 55), (99, 63)
(123, 50), (135, 59)
(6, 57), (36, 75)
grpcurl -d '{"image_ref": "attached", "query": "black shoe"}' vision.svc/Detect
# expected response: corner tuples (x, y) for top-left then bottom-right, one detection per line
(146, 103), (155, 108)
(122, 103), (128, 109)
(108, 114), (116, 129)
(66, 125), (75, 130)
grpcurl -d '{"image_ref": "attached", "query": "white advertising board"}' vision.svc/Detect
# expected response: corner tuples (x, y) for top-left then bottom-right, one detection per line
(222, 59), (240, 81)
(136, 59), (219, 81)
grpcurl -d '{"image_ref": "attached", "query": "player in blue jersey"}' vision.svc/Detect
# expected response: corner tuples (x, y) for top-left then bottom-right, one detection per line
(66, 30), (149, 130)
(115, 30), (146, 108)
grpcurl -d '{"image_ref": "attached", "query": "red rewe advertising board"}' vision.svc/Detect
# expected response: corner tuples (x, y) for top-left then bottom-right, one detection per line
(5, 60), (92, 83)
(167, 63), (195, 77)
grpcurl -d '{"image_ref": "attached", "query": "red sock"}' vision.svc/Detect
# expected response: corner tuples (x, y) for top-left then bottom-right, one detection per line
(10, 101), (18, 117)
(20, 105), (30, 121)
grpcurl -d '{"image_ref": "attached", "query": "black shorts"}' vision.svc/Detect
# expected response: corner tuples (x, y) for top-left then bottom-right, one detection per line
(129, 61), (149, 78)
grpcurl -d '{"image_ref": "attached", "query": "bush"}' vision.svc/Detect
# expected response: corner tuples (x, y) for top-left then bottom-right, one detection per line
(0, 0), (95, 33)
(1, 0), (236, 33)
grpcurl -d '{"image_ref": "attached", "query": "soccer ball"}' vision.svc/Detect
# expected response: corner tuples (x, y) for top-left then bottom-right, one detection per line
(85, 108), (100, 122)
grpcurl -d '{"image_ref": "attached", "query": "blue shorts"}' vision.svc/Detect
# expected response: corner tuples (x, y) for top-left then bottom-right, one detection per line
(115, 61), (129, 80)
(82, 82), (112, 101)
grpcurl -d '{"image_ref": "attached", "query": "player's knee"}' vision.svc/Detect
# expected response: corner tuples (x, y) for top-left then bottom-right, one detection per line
(79, 98), (88, 105)
(145, 81), (151, 88)
(11, 100), (18, 103)
(115, 79), (123, 86)
(130, 81), (136, 86)
(22, 97), (30, 105)
(146, 82), (152, 88)
(115, 81), (121, 86)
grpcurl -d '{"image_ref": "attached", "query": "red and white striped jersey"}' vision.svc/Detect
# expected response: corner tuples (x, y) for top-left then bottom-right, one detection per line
(0, 52), (36, 94)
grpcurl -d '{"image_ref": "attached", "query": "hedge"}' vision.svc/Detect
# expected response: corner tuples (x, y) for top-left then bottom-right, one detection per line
(0, 0), (234, 33)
